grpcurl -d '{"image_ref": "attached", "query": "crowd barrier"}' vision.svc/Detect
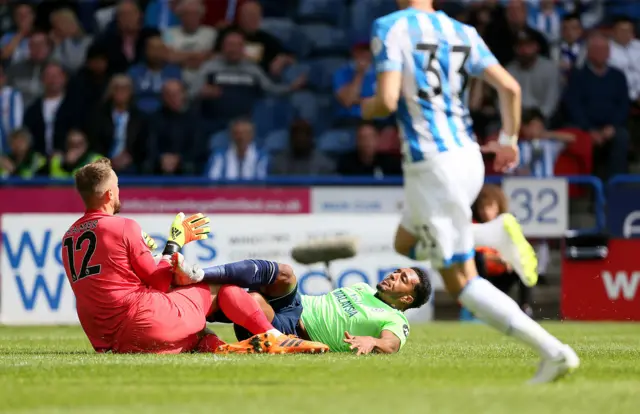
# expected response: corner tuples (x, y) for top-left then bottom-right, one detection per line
(0, 174), (635, 325)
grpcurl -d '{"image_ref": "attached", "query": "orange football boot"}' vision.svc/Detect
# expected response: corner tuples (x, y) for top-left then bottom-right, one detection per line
(216, 333), (329, 355)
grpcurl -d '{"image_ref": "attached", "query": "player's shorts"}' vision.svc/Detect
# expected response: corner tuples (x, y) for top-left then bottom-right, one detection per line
(400, 146), (484, 268)
(213, 285), (303, 341)
(113, 282), (213, 354)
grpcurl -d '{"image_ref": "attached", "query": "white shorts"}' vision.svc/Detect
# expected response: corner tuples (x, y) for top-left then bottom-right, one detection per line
(400, 147), (484, 268)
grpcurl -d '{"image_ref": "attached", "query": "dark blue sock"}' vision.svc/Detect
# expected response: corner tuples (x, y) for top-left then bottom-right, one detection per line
(202, 260), (279, 289)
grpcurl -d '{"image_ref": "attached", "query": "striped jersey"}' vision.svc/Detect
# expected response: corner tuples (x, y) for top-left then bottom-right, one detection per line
(371, 8), (498, 162)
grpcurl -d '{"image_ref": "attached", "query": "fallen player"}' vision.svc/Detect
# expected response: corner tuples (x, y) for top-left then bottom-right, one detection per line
(171, 255), (432, 355)
(62, 158), (327, 354)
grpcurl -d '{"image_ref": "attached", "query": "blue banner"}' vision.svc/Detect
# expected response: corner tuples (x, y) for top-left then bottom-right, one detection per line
(607, 185), (640, 238)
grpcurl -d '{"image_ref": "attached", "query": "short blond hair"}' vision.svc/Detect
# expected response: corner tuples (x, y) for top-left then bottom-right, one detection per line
(74, 158), (113, 206)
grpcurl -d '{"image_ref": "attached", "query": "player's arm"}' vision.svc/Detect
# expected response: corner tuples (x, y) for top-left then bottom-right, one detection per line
(123, 219), (174, 293)
(361, 19), (403, 119)
(343, 330), (402, 355)
(482, 64), (521, 143)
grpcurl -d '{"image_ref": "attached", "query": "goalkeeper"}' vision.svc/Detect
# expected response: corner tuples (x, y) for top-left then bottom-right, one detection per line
(64, 158), (221, 354)
(172, 254), (432, 355)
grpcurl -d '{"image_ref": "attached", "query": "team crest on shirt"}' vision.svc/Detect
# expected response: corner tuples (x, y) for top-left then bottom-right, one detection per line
(403, 324), (410, 338)
(371, 37), (383, 56)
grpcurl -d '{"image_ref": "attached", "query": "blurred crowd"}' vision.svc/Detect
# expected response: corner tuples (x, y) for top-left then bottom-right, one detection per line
(0, 0), (638, 182)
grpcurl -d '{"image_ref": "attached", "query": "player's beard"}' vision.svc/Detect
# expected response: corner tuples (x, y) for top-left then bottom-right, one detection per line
(113, 199), (121, 215)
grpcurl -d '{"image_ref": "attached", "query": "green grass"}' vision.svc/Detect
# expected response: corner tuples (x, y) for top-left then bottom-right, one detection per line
(0, 323), (639, 414)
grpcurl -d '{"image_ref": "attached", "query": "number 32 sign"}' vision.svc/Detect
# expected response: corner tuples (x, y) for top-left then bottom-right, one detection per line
(502, 178), (568, 238)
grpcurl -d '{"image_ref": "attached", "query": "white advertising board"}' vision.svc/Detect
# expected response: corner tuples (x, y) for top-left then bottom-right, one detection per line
(502, 177), (569, 238)
(1, 213), (438, 325)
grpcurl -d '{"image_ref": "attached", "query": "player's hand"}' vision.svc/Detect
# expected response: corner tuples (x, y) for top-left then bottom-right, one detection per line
(142, 231), (158, 251)
(171, 252), (204, 285)
(168, 212), (211, 248)
(480, 141), (519, 173)
(343, 331), (376, 356)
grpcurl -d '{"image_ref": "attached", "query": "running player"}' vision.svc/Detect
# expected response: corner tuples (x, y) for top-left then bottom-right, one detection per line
(62, 158), (327, 354)
(171, 256), (432, 354)
(360, 0), (579, 382)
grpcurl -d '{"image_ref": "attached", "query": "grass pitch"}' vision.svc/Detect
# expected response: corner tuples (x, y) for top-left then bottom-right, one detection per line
(0, 322), (638, 414)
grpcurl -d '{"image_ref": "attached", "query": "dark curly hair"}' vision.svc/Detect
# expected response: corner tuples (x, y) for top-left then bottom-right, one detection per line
(472, 184), (508, 223)
(407, 266), (432, 310)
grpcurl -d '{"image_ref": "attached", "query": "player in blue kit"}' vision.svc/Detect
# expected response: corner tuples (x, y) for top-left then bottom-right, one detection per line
(360, 0), (579, 383)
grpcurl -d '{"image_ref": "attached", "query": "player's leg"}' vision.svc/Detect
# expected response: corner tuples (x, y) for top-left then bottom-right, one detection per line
(394, 212), (537, 287)
(406, 150), (577, 383)
(115, 283), (223, 354)
(216, 271), (327, 354)
(201, 259), (283, 290)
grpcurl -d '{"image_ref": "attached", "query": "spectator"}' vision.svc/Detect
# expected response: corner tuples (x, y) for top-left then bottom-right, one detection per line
(333, 42), (376, 127)
(23, 61), (79, 156)
(202, 0), (246, 29)
(485, 0), (549, 64)
(205, 117), (268, 180)
(514, 108), (575, 177)
(163, 0), (216, 99)
(49, 8), (93, 74)
(151, 79), (201, 175)
(608, 16), (640, 103)
(527, 0), (564, 46)
(94, 0), (160, 75)
(67, 43), (110, 114)
(215, 1), (293, 78)
(550, 14), (585, 81)
(49, 129), (102, 178)
(0, 3), (34, 63)
(269, 120), (335, 176)
(144, 0), (180, 31)
(0, 128), (46, 178)
(337, 123), (401, 177)
(461, 184), (534, 320)
(6, 31), (51, 107)
(86, 74), (148, 174)
(564, 33), (630, 180)
(128, 35), (181, 114)
(507, 29), (561, 122)
(0, 65), (24, 156)
(197, 30), (305, 134)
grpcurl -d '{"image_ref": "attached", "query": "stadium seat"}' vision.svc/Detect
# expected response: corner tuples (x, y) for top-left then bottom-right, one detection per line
(260, 0), (298, 18)
(252, 97), (294, 138)
(290, 91), (319, 125)
(299, 24), (349, 57)
(209, 130), (230, 151)
(260, 18), (309, 56)
(296, 0), (347, 26)
(314, 93), (336, 134)
(317, 128), (356, 154)
(281, 62), (310, 84)
(307, 57), (349, 92)
(264, 129), (290, 153)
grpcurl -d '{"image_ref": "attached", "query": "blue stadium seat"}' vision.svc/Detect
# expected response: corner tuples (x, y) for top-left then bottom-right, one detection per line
(299, 24), (349, 56)
(260, 18), (309, 56)
(209, 130), (230, 151)
(317, 128), (356, 154)
(349, 0), (397, 41)
(296, 0), (347, 26)
(314, 93), (335, 134)
(281, 62), (310, 84)
(264, 129), (290, 153)
(252, 97), (294, 138)
(307, 57), (349, 92)
(290, 91), (319, 125)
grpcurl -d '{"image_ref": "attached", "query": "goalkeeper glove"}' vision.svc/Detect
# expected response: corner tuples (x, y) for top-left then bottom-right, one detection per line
(142, 231), (158, 251)
(162, 212), (211, 256)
